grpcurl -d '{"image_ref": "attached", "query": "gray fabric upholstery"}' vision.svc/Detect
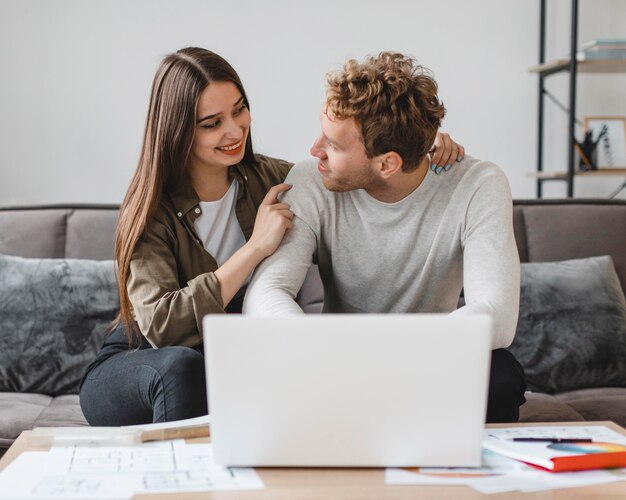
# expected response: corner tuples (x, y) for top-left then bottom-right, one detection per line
(0, 393), (55, 441)
(0, 206), (118, 260)
(0, 254), (119, 395)
(556, 388), (626, 428)
(516, 389), (626, 428)
(0, 210), (68, 258)
(0, 393), (87, 443)
(31, 395), (89, 428)
(519, 392), (586, 423)
(516, 202), (626, 291)
(512, 207), (528, 263)
(510, 256), (626, 393)
(65, 209), (118, 260)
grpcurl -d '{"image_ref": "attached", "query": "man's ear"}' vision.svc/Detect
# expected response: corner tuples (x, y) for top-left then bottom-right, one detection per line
(377, 151), (403, 179)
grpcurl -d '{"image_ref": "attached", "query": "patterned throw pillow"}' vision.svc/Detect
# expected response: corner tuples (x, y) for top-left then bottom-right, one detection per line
(0, 254), (119, 395)
(509, 255), (626, 394)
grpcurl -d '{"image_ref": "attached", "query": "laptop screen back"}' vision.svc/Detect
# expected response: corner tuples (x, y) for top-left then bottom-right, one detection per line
(203, 314), (491, 467)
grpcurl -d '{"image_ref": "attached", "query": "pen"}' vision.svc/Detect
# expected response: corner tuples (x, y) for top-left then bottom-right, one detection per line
(511, 438), (593, 443)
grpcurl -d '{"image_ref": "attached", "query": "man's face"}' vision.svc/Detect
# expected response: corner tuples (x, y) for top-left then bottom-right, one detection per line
(309, 107), (380, 192)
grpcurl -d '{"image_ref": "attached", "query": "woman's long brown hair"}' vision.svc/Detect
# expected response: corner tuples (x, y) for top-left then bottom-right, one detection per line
(115, 47), (255, 339)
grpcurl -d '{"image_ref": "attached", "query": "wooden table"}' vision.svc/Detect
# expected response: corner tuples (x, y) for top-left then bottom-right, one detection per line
(2, 421), (626, 499)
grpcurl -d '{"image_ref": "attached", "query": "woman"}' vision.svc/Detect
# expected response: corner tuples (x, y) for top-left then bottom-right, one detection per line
(79, 47), (464, 425)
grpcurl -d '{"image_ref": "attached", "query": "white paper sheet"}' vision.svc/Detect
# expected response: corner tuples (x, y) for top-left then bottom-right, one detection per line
(122, 413), (211, 431)
(0, 440), (262, 499)
(484, 425), (626, 444)
(30, 426), (139, 447)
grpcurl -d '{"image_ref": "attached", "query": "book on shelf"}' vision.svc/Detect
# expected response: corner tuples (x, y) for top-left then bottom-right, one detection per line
(483, 426), (626, 473)
(581, 38), (626, 50)
(577, 49), (626, 61)
(575, 39), (626, 61)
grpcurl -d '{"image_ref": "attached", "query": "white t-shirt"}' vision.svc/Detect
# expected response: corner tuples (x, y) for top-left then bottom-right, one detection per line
(193, 180), (246, 267)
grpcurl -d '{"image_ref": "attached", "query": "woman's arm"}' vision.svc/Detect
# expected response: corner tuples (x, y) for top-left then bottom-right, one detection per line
(128, 221), (220, 348)
(128, 184), (294, 347)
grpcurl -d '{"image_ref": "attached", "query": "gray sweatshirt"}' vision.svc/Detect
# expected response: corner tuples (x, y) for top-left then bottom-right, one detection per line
(243, 156), (520, 349)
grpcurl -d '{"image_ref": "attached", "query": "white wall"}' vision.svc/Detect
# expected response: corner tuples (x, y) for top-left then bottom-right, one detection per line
(1, 0), (625, 205)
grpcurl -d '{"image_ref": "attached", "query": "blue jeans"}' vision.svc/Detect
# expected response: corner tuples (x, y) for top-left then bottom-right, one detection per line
(79, 325), (208, 426)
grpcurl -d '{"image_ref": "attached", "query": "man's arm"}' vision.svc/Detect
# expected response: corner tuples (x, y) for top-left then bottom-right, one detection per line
(450, 166), (520, 349)
(243, 215), (318, 315)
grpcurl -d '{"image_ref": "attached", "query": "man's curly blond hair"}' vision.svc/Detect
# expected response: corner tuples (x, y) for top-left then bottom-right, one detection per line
(326, 52), (445, 171)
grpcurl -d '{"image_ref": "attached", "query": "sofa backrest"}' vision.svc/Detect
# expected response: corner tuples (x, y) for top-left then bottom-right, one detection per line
(1, 199), (625, 294)
(0, 205), (118, 260)
(512, 200), (626, 293)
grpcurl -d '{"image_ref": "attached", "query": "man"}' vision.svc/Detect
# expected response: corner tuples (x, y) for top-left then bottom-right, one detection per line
(243, 52), (526, 422)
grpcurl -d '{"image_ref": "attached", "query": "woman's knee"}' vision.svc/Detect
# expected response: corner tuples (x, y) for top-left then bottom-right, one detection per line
(156, 347), (205, 387)
(79, 346), (206, 425)
(151, 347), (207, 421)
(79, 360), (157, 426)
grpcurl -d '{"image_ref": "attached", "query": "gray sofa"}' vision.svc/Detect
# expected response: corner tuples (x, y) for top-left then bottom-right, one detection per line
(1, 199), (625, 456)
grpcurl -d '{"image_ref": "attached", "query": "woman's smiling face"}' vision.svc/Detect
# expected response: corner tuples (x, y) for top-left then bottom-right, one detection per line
(188, 81), (251, 172)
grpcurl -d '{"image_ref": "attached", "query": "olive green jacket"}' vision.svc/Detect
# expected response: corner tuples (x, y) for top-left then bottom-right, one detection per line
(127, 154), (292, 348)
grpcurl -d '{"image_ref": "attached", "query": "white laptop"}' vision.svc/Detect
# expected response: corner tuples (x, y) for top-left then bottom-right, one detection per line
(203, 314), (492, 467)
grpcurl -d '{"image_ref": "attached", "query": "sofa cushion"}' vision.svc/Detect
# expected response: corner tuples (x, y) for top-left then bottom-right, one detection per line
(556, 388), (626, 428)
(509, 255), (626, 394)
(519, 203), (626, 292)
(0, 210), (67, 258)
(519, 389), (626, 428)
(0, 254), (119, 396)
(0, 393), (87, 450)
(65, 209), (118, 260)
(0, 392), (54, 444)
(32, 394), (88, 428)
(519, 392), (586, 423)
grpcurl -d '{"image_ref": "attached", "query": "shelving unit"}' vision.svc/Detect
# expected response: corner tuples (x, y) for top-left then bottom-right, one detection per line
(532, 0), (626, 198)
